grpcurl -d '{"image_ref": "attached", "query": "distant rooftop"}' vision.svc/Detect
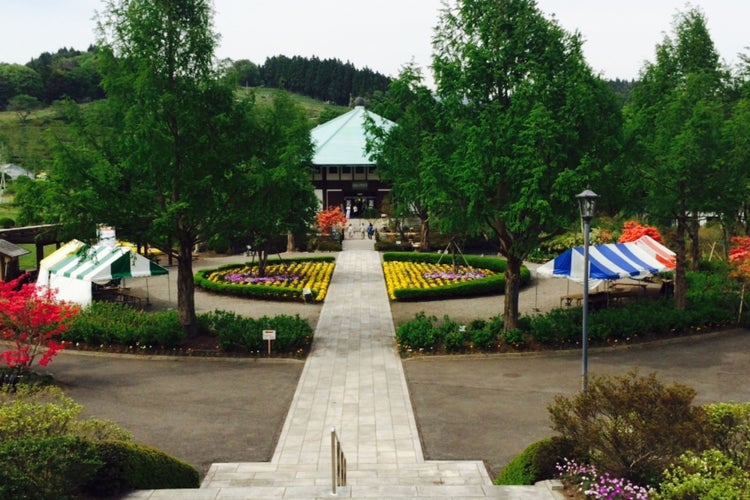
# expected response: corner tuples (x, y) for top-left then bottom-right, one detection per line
(1, 164), (34, 180)
(310, 104), (395, 166)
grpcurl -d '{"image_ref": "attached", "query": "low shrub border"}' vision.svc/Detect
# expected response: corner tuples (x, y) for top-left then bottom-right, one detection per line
(195, 256), (336, 303)
(382, 252), (531, 301)
(396, 294), (737, 355)
(62, 303), (314, 358)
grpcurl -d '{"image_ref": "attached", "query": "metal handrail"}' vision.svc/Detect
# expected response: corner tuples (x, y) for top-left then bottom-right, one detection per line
(331, 426), (347, 495)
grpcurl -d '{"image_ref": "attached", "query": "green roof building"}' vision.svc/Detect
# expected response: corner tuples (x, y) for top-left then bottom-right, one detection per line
(310, 99), (395, 218)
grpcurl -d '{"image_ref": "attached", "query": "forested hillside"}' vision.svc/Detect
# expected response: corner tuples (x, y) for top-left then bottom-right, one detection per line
(259, 55), (391, 106)
(1, 48), (391, 111)
(0, 47), (103, 108)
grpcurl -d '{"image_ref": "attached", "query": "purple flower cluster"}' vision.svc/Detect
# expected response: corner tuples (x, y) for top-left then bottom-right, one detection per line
(556, 459), (652, 500)
(223, 273), (301, 285)
(422, 271), (487, 280)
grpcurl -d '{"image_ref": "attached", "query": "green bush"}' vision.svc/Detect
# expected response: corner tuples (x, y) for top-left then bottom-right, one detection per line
(444, 329), (466, 352)
(548, 371), (707, 485)
(0, 387), (192, 498)
(0, 217), (15, 228)
(83, 440), (200, 497)
(686, 271), (738, 326)
(434, 315), (458, 348)
(471, 323), (498, 351)
(198, 309), (247, 351)
(655, 450), (750, 500)
(0, 386), (131, 443)
(495, 436), (575, 485)
(703, 402), (750, 469)
(0, 436), (103, 499)
(64, 302), (185, 348)
(316, 238), (342, 251)
(198, 310), (313, 355)
(529, 307), (581, 345)
(396, 312), (437, 351)
(502, 328), (526, 348)
(268, 314), (314, 352)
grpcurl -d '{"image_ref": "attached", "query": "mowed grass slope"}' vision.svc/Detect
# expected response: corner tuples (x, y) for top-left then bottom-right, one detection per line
(0, 88), (346, 168)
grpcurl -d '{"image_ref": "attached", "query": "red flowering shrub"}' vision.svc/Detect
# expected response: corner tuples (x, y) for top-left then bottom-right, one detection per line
(618, 221), (664, 244)
(729, 237), (750, 264)
(729, 237), (750, 281)
(316, 206), (348, 235)
(0, 274), (80, 371)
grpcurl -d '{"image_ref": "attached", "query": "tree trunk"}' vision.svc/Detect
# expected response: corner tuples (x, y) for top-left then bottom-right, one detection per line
(287, 231), (295, 253)
(177, 239), (198, 338)
(420, 216), (430, 252)
(503, 254), (523, 331)
(674, 216), (688, 310)
(258, 249), (269, 276)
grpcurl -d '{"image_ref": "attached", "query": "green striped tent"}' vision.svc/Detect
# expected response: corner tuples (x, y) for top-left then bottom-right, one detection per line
(37, 241), (168, 306)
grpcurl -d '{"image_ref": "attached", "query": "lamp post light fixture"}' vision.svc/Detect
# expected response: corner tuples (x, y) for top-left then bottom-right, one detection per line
(576, 188), (598, 392)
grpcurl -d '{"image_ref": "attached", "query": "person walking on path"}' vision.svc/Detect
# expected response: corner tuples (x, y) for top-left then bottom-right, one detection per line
(347, 223), (354, 239)
(359, 222), (366, 239)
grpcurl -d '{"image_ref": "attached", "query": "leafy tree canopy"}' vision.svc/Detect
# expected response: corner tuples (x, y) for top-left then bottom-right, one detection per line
(430, 0), (622, 329)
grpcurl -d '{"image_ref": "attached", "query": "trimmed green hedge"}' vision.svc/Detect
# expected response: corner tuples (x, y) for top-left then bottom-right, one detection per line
(84, 440), (199, 496)
(195, 256), (336, 302)
(64, 302), (185, 348)
(383, 252), (531, 301)
(0, 437), (199, 498)
(495, 437), (576, 485)
(0, 436), (102, 499)
(396, 269), (738, 354)
(198, 310), (313, 354)
(0, 386), (200, 497)
(63, 304), (314, 356)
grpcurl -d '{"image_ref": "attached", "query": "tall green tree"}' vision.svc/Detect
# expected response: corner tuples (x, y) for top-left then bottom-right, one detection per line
(367, 63), (438, 250)
(230, 91), (318, 275)
(0, 64), (43, 108)
(623, 7), (730, 309)
(93, 0), (251, 335)
(431, 0), (621, 330)
(724, 52), (750, 239)
(7, 95), (41, 123)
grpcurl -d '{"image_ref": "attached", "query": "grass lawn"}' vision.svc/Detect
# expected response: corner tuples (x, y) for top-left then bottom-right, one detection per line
(0, 204), (18, 221)
(0, 203), (55, 270)
(18, 244), (58, 270)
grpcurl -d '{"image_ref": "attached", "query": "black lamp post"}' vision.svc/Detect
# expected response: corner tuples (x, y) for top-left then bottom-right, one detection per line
(576, 188), (598, 392)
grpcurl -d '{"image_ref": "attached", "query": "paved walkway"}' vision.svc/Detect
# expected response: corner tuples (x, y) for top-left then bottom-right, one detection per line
(127, 239), (563, 499)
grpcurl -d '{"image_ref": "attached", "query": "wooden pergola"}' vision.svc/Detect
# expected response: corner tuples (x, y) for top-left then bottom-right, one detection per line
(0, 224), (62, 271)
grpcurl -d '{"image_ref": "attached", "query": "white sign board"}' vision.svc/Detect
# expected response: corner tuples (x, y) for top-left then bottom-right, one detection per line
(262, 329), (276, 340)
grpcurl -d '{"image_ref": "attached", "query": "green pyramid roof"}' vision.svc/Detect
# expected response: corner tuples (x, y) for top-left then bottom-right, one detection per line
(311, 105), (395, 166)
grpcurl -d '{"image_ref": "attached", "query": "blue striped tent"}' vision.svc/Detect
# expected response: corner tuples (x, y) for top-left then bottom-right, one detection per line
(537, 240), (673, 288)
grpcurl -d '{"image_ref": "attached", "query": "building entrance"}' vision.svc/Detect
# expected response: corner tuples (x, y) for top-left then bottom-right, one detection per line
(344, 196), (375, 218)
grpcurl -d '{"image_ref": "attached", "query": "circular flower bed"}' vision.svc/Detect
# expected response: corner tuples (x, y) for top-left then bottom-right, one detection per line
(196, 258), (335, 302)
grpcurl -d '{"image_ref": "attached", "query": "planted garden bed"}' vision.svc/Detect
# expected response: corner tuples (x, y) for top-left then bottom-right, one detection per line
(195, 256), (335, 302)
(382, 252), (530, 301)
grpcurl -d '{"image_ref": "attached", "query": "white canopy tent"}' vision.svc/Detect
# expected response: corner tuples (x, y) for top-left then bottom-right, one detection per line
(36, 240), (168, 306)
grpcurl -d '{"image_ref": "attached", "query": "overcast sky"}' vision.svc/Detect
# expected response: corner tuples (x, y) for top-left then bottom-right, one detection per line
(2, 0), (749, 83)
